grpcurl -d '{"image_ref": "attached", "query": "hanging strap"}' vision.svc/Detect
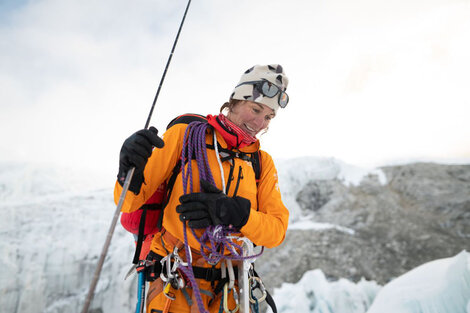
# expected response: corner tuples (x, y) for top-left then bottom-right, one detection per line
(133, 207), (148, 264)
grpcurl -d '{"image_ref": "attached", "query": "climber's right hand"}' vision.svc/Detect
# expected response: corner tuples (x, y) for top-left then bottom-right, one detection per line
(117, 126), (164, 194)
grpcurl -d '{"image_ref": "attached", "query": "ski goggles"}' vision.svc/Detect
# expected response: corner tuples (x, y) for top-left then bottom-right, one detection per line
(236, 79), (289, 108)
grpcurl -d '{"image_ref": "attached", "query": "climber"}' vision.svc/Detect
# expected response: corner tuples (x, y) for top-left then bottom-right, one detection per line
(114, 64), (290, 312)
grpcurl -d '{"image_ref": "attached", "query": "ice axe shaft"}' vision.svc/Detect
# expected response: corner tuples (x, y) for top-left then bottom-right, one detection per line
(81, 0), (192, 311)
(81, 168), (135, 313)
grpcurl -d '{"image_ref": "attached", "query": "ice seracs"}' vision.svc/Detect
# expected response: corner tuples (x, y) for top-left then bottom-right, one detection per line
(367, 250), (470, 313)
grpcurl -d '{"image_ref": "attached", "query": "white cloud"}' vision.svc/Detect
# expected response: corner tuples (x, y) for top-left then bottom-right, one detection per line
(1, 0), (469, 170)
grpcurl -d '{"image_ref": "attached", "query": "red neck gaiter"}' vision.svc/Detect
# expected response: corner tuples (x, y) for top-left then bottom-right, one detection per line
(206, 114), (258, 149)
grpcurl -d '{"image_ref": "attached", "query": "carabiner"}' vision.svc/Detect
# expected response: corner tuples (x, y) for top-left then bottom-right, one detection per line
(248, 276), (267, 304)
(223, 283), (240, 313)
(172, 245), (188, 267)
(160, 255), (174, 282)
(170, 273), (185, 290)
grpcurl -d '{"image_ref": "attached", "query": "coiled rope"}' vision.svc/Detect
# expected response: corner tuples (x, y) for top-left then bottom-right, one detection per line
(178, 121), (263, 313)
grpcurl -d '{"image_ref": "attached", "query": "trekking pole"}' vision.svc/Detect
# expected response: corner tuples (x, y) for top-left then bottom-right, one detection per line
(81, 1), (192, 312)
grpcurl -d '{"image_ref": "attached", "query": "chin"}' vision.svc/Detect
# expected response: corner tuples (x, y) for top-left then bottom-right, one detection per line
(244, 129), (257, 137)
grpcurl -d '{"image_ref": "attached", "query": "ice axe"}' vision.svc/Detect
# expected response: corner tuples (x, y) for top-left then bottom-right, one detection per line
(81, 1), (192, 312)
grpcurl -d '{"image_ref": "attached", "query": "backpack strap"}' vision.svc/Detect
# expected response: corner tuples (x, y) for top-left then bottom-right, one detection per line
(132, 207), (148, 264)
(252, 150), (262, 184)
(131, 202), (163, 264)
(207, 142), (262, 184)
(166, 113), (207, 129)
(157, 161), (181, 229)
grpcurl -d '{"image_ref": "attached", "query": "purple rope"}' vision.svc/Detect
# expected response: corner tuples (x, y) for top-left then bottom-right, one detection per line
(179, 122), (207, 313)
(178, 121), (263, 313)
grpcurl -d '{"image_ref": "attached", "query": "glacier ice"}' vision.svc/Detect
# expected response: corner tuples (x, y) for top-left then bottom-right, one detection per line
(0, 163), (136, 313)
(268, 251), (470, 313)
(267, 269), (381, 313)
(367, 250), (470, 313)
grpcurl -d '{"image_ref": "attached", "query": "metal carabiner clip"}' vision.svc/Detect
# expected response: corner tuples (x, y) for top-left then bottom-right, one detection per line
(248, 276), (267, 304)
(172, 245), (188, 266)
(159, 254), (174, 282)
(223, 282), (240, 313)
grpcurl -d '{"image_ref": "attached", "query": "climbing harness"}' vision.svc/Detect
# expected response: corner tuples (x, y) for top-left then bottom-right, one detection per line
(80, 1), (192, 312)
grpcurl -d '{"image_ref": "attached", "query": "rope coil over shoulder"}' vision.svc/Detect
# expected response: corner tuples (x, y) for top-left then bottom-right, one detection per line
(177, 121), (264, 313)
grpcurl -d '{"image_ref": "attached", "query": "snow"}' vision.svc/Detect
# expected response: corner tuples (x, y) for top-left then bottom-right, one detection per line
(267, 269), (381, 313)
(288, 217), (355, 235)
(269, 251), (470, 313)
(0, 162), (136, 313)
(0, 162), (112, 205)
(367, 250), (470, 313)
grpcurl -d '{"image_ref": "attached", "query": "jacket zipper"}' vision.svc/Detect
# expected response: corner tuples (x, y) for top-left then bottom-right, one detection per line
(233, 166), (243, 197)
(225, 161), (235, 194)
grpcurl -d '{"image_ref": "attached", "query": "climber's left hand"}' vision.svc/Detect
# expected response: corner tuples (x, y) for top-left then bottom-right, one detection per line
(176, 180), (251, 229)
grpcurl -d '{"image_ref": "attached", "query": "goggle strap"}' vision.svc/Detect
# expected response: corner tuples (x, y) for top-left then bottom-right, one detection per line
(235, 80), (288, 108)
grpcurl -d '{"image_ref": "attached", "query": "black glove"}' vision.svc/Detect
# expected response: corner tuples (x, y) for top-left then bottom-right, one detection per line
(176, 180), (251, 229)
(118, 126), (164, 194)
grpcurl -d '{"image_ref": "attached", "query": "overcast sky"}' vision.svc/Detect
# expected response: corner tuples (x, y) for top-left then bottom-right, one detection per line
(1, 0), (469, 174)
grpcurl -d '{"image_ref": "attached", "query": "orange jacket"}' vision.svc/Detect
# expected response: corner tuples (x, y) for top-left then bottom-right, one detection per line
(114, 121), (289, 257)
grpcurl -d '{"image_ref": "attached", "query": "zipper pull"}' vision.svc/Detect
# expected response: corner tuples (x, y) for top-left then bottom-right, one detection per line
(233, 166), (244, 197)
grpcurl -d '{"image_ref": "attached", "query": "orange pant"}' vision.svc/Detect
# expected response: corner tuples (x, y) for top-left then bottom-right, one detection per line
(146, 277), (238, 313)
